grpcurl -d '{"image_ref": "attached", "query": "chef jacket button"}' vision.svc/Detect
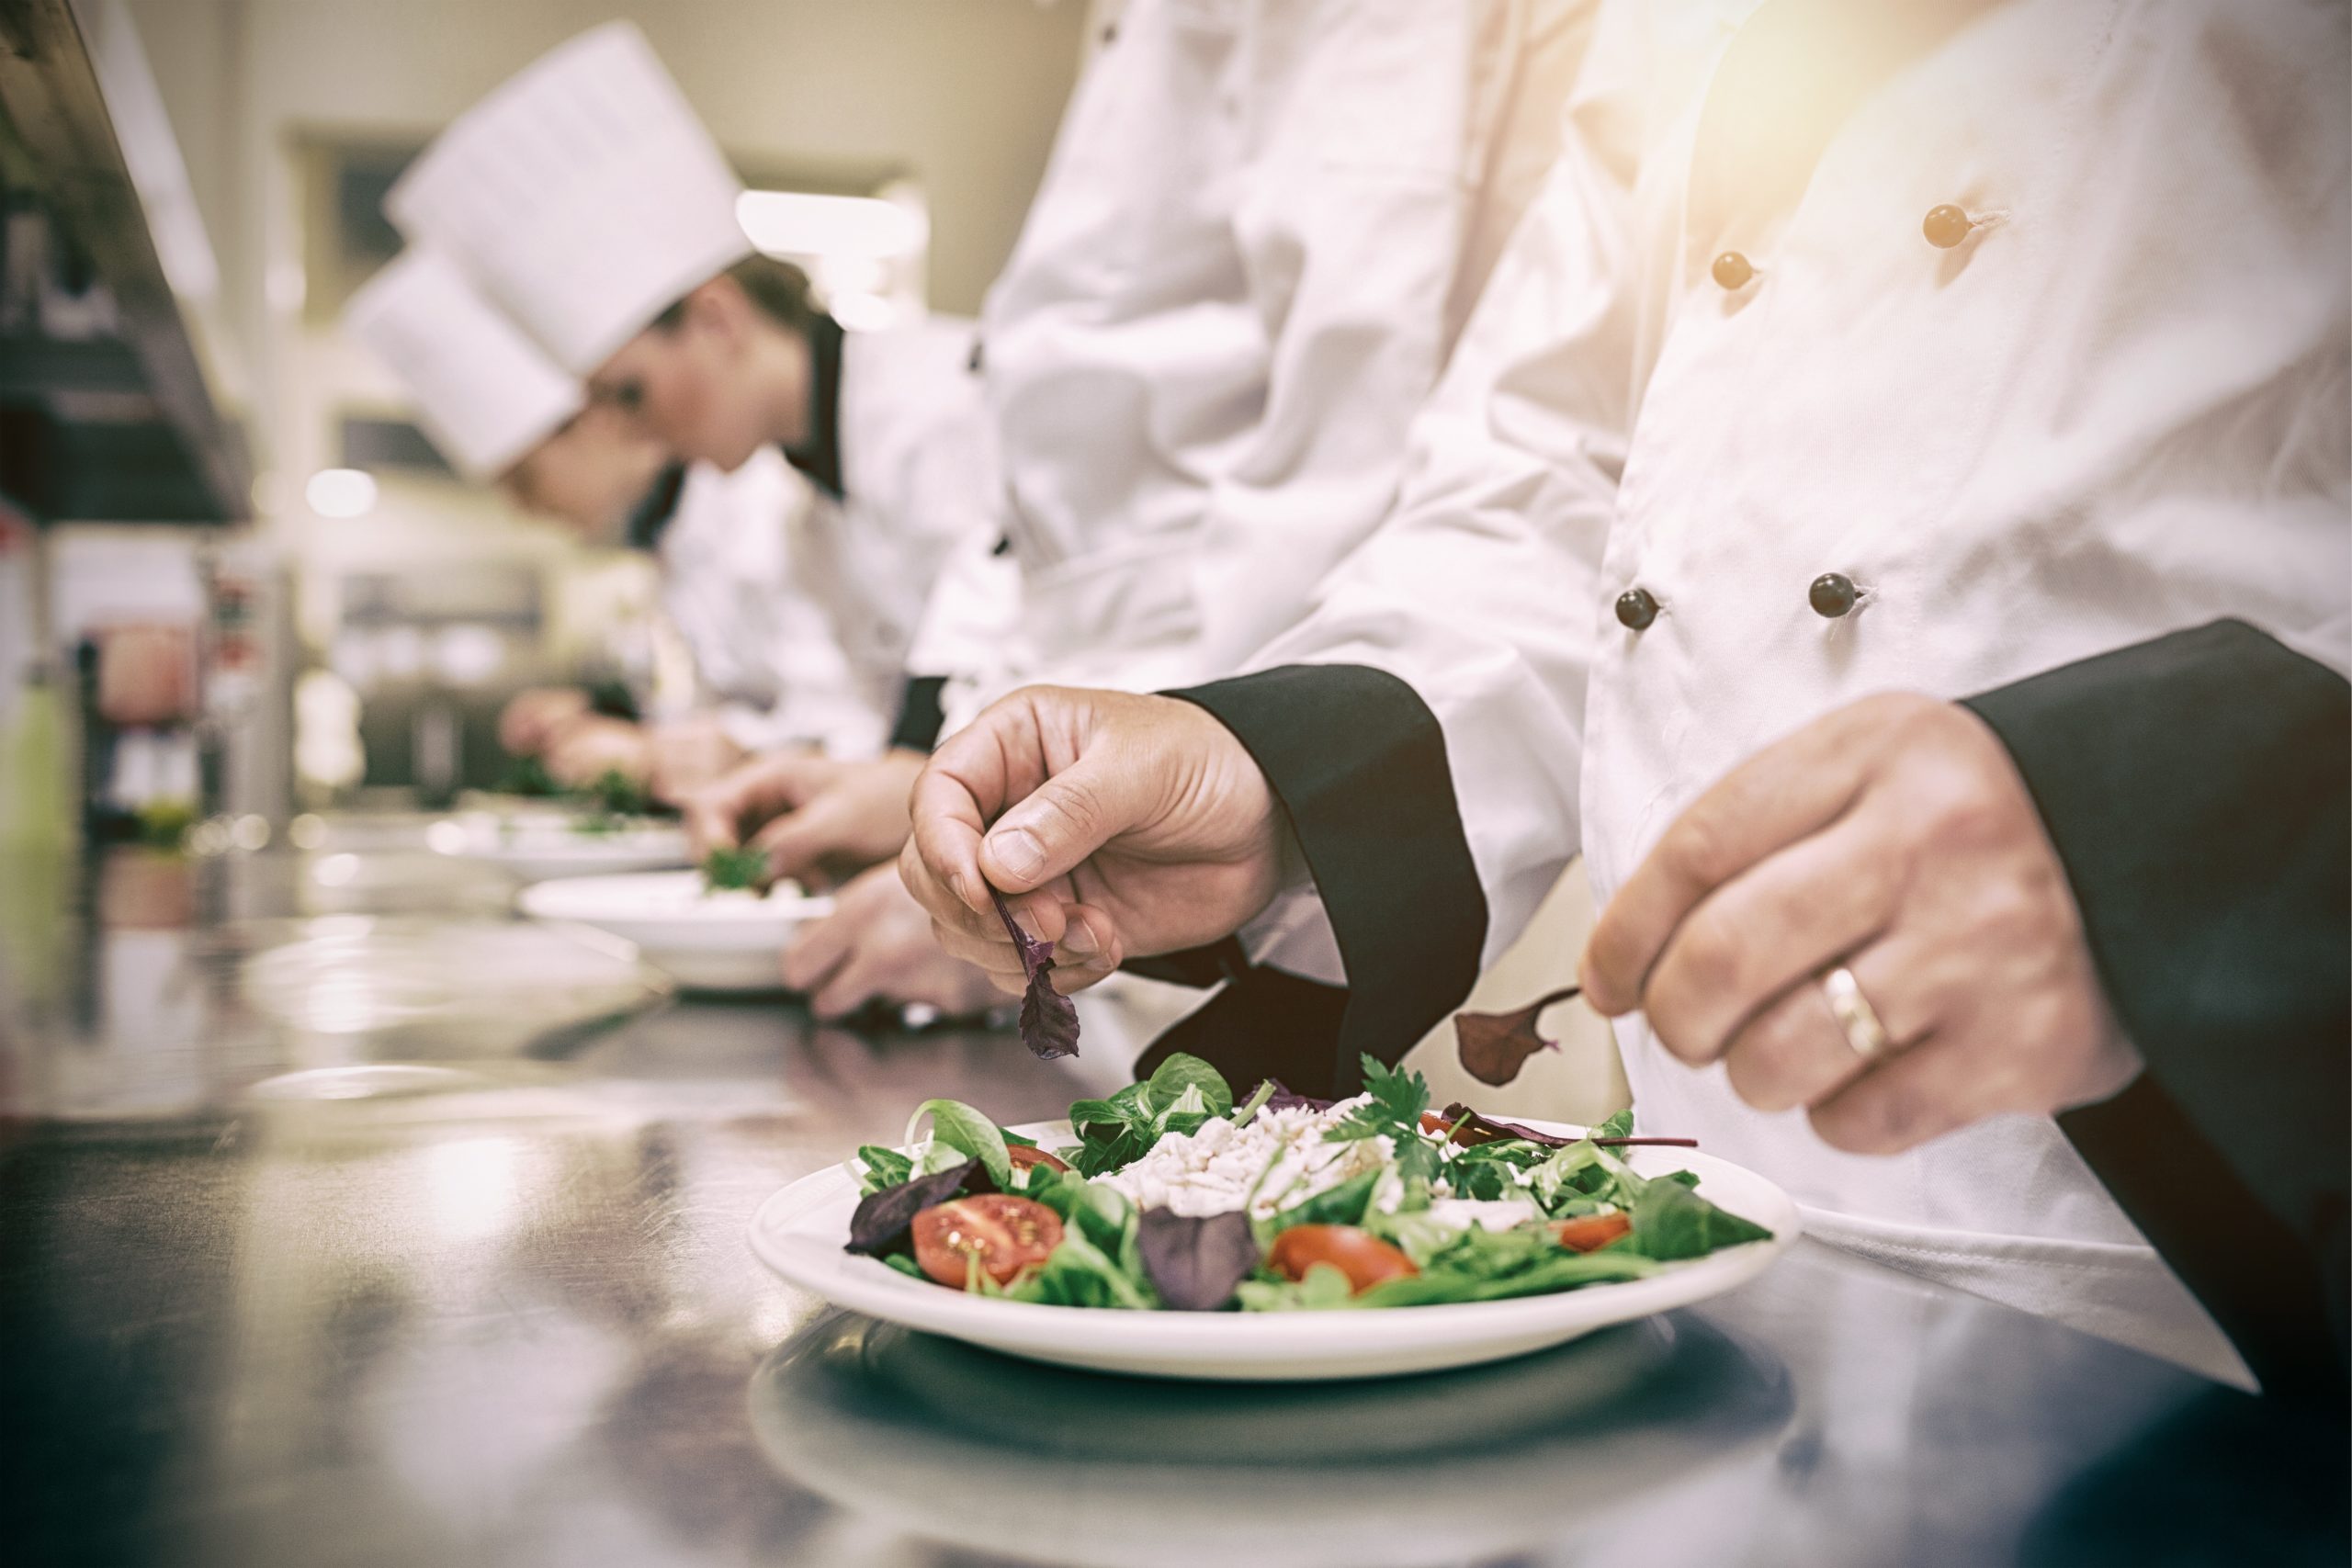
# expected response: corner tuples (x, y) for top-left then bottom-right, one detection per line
(1615, 587), (1659, 631)
(1711, 251), (1755, 290)
(1922, 204), (1975, 249)
(1808, 572), (1860, 618)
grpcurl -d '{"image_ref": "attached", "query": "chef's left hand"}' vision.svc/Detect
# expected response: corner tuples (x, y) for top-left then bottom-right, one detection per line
(1579, 693), (2141, 1155)
(782, 863), (1000, 1020)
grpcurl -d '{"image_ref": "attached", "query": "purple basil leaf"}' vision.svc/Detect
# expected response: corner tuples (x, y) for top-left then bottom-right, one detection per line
(1136, 1207), (1260, 1311)
(989, 886), (1080, 1060)
(1254, 1080), (1336, 1115)
(1454, 986), (1582, 1088)
(845, 1157), (986, 1257)
(1440, 1102), (1574, 1149)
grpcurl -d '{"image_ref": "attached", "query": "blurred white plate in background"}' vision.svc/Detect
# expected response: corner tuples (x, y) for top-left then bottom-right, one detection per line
(518, 869), (835, 992)
(428, 809), (690, 881)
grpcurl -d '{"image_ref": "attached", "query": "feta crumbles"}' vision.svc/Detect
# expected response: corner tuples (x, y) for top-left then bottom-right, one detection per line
(1097, 1097), (1394, 1219)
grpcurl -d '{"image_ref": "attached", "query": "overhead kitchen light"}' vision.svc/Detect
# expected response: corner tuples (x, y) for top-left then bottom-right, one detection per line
(735, 191), (927, 261)
(305, 468), (379, 519)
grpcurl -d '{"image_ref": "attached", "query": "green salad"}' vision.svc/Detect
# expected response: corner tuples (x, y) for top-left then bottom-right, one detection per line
(842, 1053), (1772, 1312)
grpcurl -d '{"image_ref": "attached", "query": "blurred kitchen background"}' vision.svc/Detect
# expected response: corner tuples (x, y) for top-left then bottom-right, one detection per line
(0, 0), (1098, 842)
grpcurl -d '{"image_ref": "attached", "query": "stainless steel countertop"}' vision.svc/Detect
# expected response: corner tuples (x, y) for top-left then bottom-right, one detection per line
(0, 831), (2341, 1568)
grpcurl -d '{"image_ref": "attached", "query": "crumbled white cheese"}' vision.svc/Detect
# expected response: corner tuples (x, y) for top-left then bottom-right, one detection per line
(1098, 1097), (1392, 1219)
(1422, 1196), (1539, 1234)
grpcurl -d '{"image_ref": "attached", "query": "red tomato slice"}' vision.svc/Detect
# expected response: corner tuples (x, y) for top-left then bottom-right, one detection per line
(1008, 1144), (1070, 1175)
(911, 1195), (1063, 1289)
(1418, 1111), (1451, 1135)
(1551, 1213), (1632, 1253)
(1265, 1224), (1419, 1294)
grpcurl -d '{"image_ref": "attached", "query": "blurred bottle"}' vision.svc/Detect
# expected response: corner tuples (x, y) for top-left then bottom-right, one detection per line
(0, 661), (75, 852)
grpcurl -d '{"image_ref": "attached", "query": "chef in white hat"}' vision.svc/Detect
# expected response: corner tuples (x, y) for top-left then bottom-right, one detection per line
(343, 246), (893, 798)
(386, 22), (995, 776)
(680, 0), (1595, 1021)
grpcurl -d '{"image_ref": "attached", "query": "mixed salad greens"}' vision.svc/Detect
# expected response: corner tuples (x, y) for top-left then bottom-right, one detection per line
(842, 1053), (1772, 1312)
(700, 844), (772, 893)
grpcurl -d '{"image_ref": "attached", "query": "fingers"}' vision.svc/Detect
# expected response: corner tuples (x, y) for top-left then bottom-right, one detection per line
(1639, 804), (1902, 1066)
(684, 750), (830, 853)
(1807, 1031), (2017, 1156)
(975, 743), (1159, 895)
(1717, 938), (1918, 1115)
(749, 796), (854, 885)
(1582, 704), (1892, 1015)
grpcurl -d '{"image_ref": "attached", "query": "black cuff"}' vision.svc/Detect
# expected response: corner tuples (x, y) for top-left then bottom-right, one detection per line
(1168, 664), (1486, 1095)
(888, 675), (948, 754)
(1968, 619), (2349, 1385)
(1134, 968), (1353, 1100)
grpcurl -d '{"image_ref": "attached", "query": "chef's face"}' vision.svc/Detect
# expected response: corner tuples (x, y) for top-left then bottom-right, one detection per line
(590, 277), (776, 473)
(500, 401), (668, 545)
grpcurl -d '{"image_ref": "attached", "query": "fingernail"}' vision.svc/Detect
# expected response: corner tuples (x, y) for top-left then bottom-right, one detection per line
(989, 826), (1045, 883)
(1059, 923), (1099, 959)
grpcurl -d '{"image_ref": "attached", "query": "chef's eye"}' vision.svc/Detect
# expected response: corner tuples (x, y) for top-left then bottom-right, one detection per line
(594, 379), (643, 413)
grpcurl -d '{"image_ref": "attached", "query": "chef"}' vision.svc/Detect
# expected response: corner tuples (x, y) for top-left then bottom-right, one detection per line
(344, 247), (884, 796)
(901, 0), (2348, 1387)
(384, 21), (992, 773)
(689, 0), (1596, 1016)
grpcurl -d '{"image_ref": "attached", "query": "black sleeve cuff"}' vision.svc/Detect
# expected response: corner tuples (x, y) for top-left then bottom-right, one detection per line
(1160, 664), (1487, 1097)
(1967, 619), (2349, 1385)
(888, 675), (948, 754)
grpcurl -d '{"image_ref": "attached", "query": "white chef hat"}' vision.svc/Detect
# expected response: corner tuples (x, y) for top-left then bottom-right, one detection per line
(343, 247), (583, 481)
(386, 21), (752, 376)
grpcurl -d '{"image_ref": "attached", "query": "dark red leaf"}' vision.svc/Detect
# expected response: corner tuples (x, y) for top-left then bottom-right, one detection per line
(1136, 1207), (1260, 1311)
(989, 887), (1080, 1060)
(1251, 1080), (1335, 1115)
(845, 1158), (989, 1257)
(1454, 986), (1582, 1087)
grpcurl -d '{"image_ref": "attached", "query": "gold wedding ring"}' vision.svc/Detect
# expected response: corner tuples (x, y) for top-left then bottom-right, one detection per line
(1821, 964), (1892, 1061)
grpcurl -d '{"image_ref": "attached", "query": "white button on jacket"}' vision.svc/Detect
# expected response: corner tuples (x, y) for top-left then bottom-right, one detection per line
(1246, 0), (2347, 1382)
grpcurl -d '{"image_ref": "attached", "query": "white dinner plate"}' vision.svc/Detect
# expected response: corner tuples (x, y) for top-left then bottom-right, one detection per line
(517, 869), (835, 991)
(428, 810), (691, 882)
(749, 1118), (1799, 1382)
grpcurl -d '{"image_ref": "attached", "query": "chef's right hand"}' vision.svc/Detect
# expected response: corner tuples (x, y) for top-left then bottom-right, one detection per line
(901, 686), (1290, 998)
(683, 748), (925, 890)
(498, 687), (590, 756)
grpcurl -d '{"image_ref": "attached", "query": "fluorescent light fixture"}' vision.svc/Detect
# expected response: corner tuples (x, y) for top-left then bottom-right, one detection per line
(736, 191), (927, 261)
(305, 468), (378, 518)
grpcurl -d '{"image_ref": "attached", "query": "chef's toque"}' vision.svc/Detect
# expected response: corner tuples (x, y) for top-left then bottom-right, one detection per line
(387, 21), (752, 376)
(344, 246), (583, 481)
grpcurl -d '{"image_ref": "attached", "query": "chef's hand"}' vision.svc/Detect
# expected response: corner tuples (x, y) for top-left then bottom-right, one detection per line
(683, 748), (924, 890)
(1580, 693), (2139, 1156)
(644, 716), (743, 807)
(781, 863), (1001, 1020)
(499, 687), (590, 756)
(543, 715), (653, 786)
(902, 686), (1290, 998)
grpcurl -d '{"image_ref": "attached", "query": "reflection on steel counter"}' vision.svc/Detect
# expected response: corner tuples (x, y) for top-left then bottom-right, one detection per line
(0, 835), (2342, 1567)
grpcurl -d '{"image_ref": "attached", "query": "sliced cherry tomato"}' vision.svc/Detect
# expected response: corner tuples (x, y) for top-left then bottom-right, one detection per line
(1418, 1111), (1451, 1135)
(911, 1194), (1064, 1289)
(1008, 1144), (1070, 1175)
(1551, 1213), (1632, 1253)
(1265, 1224), (1419, 1294)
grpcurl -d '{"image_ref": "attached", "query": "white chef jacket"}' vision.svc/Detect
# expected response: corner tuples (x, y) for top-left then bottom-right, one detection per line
(1242, 0), (2348, 1382)
(936, 0), (1596, 731)
(655, 450), (886, 758)
(658, 316), (999, 758)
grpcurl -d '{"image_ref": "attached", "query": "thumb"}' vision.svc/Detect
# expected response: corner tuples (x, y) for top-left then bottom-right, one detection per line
(752, 795), (858, 884)
(977, 747), (1154, 894)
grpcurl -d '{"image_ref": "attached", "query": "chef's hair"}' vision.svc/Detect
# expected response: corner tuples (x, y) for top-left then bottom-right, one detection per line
(656, 254), (820, 339)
